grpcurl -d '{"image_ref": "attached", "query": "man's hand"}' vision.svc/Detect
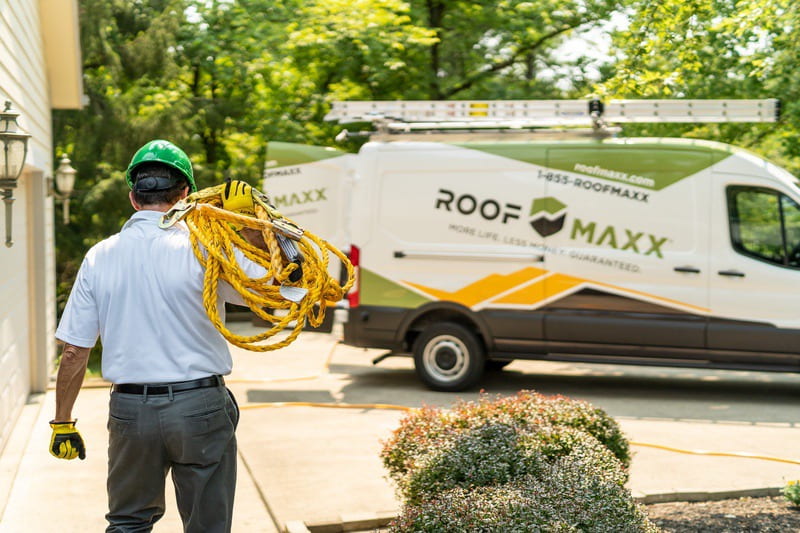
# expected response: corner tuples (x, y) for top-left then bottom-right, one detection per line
(222, 180), (255, 217)
(49, 420), (86, 460)
(240, 227), (268, 251)
(52, 343), (89, 459)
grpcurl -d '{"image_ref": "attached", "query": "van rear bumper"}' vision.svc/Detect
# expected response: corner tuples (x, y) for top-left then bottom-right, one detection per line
(343, 306), (406, 351)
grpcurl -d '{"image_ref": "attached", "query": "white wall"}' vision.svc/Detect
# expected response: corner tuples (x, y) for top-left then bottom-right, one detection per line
(0, 0), (57, 455)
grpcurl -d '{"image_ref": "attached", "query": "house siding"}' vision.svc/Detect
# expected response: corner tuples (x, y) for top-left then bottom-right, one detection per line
(0, 0), (57, 455)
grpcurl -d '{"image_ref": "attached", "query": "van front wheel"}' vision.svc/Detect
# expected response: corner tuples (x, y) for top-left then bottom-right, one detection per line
(413, 323), (485, 391)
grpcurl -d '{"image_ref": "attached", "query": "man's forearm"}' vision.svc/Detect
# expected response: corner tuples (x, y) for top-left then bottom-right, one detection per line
(54, 344), (91, 422)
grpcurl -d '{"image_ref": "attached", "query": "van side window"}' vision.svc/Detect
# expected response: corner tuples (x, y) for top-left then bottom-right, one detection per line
(782, 195), (800, 267)
(727, 186), (800, 268)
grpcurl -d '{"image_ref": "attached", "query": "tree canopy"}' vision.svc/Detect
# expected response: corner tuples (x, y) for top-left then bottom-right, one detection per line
(603, 0), (799, 172)
(53, 0), (800, 309)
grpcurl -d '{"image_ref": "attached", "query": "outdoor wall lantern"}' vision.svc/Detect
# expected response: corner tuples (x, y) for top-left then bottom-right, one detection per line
(50, 155), (77, 225)
(0, 101), (31, 247)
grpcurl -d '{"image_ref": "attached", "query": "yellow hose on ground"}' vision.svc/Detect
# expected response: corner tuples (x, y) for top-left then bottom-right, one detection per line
(168, 184), (354, 352)
(628, 441), (800, 466)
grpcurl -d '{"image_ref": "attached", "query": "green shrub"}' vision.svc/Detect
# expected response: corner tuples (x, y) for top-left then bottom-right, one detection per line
(391, 468), (658, 532)
(381, 390), (630, 484)
(402, 422), (625, 504)
(405, 423), (524, 503)
(382, 392), (648, 532)
(783, 480), (800, 506)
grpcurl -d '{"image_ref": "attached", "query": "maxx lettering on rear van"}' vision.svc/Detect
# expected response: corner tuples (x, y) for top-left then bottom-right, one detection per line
(273, 187), (327, 209)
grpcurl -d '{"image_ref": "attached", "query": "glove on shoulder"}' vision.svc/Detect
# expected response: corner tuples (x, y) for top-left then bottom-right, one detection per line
(222, 180), (255, 217)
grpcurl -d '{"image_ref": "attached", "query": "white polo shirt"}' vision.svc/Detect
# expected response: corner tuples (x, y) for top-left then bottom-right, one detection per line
(56, 210), (266, 384)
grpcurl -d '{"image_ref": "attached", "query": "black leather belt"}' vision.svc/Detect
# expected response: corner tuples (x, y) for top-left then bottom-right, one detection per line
(112, 375), (224, 395)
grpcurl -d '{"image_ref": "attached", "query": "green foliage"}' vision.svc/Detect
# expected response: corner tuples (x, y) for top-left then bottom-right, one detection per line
(381, 391), (630, 485)
(390, 473), (658, 532)
(783, 480), (800, 506)
(601, 0), (800, 174)
(401, 0), (625, 99)
(383, 393), (655, 532)
(403, 423), (625, 505)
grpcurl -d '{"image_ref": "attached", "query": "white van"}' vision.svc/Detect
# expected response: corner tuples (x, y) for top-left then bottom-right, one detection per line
(264, 99), (800, 391)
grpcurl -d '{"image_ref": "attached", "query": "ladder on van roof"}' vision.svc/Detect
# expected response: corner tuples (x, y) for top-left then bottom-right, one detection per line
(324, 98), (780, 135)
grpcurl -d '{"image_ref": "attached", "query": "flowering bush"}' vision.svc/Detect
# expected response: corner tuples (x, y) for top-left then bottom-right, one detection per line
(381, 391), (649, 532)
(390, 468), (658, 532)
(783, 480), (800, 506)
(401, 422), (625, 504)
(381, 390), (630, 484)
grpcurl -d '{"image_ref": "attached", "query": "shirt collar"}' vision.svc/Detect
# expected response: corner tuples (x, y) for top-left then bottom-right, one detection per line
(121, 209), (172, 232)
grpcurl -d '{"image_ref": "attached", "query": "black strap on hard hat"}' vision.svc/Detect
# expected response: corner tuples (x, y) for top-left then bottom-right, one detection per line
(131, 161), (187, 192)
(133, 175), (181, 192)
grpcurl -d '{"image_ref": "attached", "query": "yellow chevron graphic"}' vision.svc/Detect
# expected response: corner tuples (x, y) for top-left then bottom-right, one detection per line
(404, 267), (710, 313)
(493, 273), (584, 305)
(404, 266), (546, 308)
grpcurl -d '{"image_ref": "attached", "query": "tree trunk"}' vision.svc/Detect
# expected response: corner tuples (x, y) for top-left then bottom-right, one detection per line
(426, 0), (445, 99)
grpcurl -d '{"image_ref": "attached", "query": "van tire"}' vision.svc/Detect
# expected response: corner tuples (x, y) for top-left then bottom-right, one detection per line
(412, 322), (485, 391)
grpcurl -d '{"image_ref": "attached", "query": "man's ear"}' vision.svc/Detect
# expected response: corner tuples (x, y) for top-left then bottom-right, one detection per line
(129, 191), (142, 211)
(180, 185), (189, 199)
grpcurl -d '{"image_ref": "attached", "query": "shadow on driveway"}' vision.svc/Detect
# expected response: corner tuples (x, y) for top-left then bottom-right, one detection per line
(259, 358), (800, 426)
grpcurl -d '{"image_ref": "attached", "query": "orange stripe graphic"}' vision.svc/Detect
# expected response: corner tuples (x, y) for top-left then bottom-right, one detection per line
(493, 273), (584, 305)
(404, 267), (709, 313)
(404, 266), (546, 307)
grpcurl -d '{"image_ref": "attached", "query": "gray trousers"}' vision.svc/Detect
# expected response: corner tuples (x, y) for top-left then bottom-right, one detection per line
(105, 384), (239, 533)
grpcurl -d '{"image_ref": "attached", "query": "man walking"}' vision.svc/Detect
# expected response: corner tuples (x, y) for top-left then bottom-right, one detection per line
(49, 140), (264, 532)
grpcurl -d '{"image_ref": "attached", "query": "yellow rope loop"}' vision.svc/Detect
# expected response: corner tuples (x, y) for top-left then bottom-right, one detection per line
(174, 185), (354, 352)
(324, 277), (346, 301)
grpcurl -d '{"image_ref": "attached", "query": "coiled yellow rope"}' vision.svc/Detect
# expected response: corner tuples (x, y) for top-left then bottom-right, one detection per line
(171, 184), (354, 352)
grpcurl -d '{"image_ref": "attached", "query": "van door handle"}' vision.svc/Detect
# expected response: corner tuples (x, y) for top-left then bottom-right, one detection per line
(394, 250), (543, 262)
(674, 266), (700, 273)
(718, 269), (745, 277)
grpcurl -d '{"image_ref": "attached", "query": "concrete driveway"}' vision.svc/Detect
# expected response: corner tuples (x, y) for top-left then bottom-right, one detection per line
(2, 321), (798, 532)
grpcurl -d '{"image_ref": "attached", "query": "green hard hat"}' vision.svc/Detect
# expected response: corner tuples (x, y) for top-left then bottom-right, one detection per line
(126, 140), (196, 192)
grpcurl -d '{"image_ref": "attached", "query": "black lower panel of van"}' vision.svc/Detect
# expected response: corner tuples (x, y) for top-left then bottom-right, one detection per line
(707, 318), (800, 353)
(343, 306), (406, 351)
(543, 309), (707, 349)
(343, 304), (800, 372)
(492, 339), (800, 372)
(542, 289), (707, 348)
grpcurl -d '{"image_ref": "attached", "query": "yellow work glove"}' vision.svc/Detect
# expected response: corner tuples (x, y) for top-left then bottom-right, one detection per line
(49, 420), (86, 460)
(221, 180), (255, 217)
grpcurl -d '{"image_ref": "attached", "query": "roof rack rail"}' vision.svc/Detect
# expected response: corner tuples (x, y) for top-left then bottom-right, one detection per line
(325, 98), (780, 137)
